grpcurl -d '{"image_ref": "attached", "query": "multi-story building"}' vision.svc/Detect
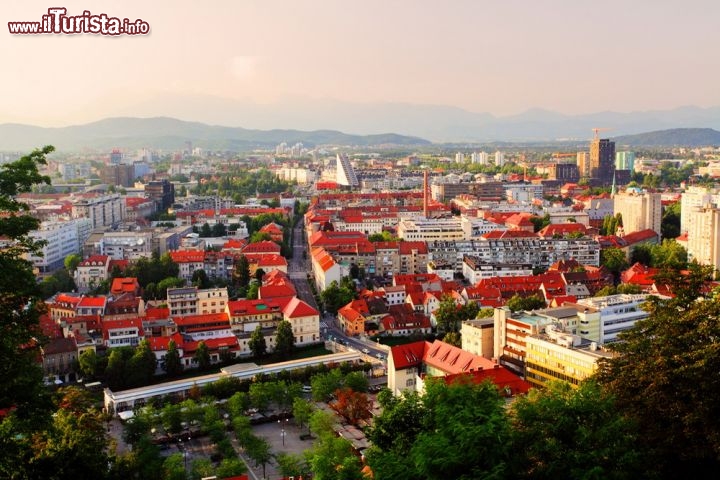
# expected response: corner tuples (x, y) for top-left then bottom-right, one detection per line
(577, 151), (590, 178)
(71, 193), (125, 228)
(431, 181), (505, 202)
(576, 294), (654, 344)
(615, 151), (636, 171)
(524, 329), (613, 388)
(145, 179), (175, 211)
(462, 256), (533, 284)
(27, 219), (91, 273)
(336, 153), (359, 188)
(461, 318), (494, 359)
(494, 151), (505, 167)
(100, 231), (155, 260)
(613, 190), (662, 236)
(680, 186), (720, 234)
(101, 164), (135, 187)
(589, 138), (615, 185)
(166, 286), (229, 317)
(686, 203), (720, 270)
(75, 255), (111, 292)
(397, 217), (465, 242)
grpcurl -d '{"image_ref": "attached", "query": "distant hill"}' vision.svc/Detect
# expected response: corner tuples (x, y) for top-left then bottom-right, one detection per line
(612, 128), (720, 147)
(0, 117), (431, 151)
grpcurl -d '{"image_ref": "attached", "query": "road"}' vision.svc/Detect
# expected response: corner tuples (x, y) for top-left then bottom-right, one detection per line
(289, 220), (389, 364)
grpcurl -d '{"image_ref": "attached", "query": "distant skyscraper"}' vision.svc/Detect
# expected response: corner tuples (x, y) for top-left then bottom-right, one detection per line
(495, 151), (505, 167)
(336, 153), (359, 187)
(687, 203), (720, 272)
(110, 148), (123, 165)
(455, 152), (465, 163)
(577, 151), (590, 179)
(615, 151), (635, 171)
(590, 138), (615, 185)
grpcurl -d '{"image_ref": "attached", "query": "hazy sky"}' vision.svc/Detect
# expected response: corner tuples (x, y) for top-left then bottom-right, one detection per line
(2, 0), (719, 126)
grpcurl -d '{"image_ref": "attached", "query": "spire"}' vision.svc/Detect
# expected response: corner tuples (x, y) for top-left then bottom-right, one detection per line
(610, 171), (616, 198)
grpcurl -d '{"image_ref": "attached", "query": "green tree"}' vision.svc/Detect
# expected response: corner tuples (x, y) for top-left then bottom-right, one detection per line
(164, 339), (183, 377)
(246, 435), (274, 479)
(506, 293), (547, 312)
(320, 279), (356, 314)
(661, 201), (681, 239)
(78, 349), (101, 379)
(249, 325), (267, 358)
(293, 397), (314, 432)
(235, 255), (251, 288)
(156, 276), (185, 299)
(410, 377), (512, 480)
(275, 320), (295, 358)
(249, 231), (273, 243)
(227, 391), (251, 419)
(216, 458), (246, 478)
(434, 294), (460, 333)
(277, 452), (312, 479)
(442, 331), (461, 347)
(595, 263), (720, 477)
(211, 222), (227, 237)
(194, 341), (211, 371)
(0, 146), (54, 442)
(600, 247), (628, 278)
(162, 453), (187, 480)
(129, 338), (157, 387)
(629, 242), (653, 266)
(246, 282), (259, 300)
(64, 253), (81, 273)
(191, 269), (211, 289)
(650, 239), (687, 270)
(510, 380), (643, 479)
(311, 368), (344, 402)
(344, 371), (369, 393)
(249, 382), (272, 413)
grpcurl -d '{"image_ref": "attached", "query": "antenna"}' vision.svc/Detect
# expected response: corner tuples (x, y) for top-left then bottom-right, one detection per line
(592, 127), (611, 140)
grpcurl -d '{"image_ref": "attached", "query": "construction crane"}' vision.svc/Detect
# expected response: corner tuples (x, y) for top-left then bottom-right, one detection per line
(592, 127), (611, 140)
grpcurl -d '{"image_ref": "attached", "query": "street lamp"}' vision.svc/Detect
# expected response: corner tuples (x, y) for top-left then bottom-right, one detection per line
(278, 418), (288, 447)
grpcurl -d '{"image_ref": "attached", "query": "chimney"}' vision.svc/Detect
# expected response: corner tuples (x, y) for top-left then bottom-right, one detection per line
(423, 170), (429, 219)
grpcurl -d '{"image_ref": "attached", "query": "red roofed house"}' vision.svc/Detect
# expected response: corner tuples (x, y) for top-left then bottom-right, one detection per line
(380, 303), (431, 336)
(103, 317), (144, 348)
(111, 277), (141, 296)
(338, 299), (371, 336)
(310, 247), (345, 292)
(248, 253), (288, 276)
(76, 255), (111, 293)
(258, 222), (284, 243)
(170, 250), (205, 282)
(538, 222), (588, 238)
(387, 340), (530, 397)
(505, 213), (535, 232)
(282, 297), (321, 346)
(242, 240), (282, 255)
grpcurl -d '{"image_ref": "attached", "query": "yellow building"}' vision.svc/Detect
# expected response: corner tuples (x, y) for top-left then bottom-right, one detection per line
(524, 328), (613, 388)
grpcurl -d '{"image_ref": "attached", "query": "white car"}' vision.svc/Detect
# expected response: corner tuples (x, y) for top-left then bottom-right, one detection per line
(362, 348), (370, 354)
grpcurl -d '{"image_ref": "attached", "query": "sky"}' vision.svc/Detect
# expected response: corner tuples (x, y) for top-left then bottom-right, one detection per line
(1, 0), (719, 127)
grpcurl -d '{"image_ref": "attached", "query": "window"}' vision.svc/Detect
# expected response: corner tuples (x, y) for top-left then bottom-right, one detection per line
(406, 379), (415, 387)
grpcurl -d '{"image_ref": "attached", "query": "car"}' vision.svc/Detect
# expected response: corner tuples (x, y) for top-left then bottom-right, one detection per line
(302, 385), (312, 393)
(362, 348), (370, 354)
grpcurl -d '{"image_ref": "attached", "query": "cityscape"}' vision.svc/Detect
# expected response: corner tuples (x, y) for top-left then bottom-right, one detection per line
(2, 2), (720, 480)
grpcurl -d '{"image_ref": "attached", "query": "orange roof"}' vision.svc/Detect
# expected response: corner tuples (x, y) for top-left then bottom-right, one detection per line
(170, 250), (205, 263)
(110, 277), (140, 295)
(242, 240), (281, 254)
(227, 298), (287, 316)
(79, 255), (109, 267)
(259, 284), (296, 299)
(283, 297), (319, 318)
(172, 312), (230, 328)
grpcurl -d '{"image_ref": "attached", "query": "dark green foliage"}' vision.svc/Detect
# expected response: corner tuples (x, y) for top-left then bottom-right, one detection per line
(275, 320), (295, 358)
(38, 268), (77, 299)
(600, 246), (628, 276)
(125, 252), (180, 291)
(661, 201), (681, 239)
(163, 339), (183, 377)
(194, 341), (211, 371)
(320, 279), (356, 314)
(506, 293), (546, 312)
(595, 263), (720, 477)
(249, 325), (267, 358)
(510, 380), (643, 480)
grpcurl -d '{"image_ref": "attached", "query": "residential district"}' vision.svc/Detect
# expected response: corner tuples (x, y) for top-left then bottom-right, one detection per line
(3, 136), (720, 479)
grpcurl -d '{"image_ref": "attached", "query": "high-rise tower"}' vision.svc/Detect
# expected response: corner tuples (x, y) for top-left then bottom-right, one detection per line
(335, 153), (359, 187)
(590, 138), (615, 186)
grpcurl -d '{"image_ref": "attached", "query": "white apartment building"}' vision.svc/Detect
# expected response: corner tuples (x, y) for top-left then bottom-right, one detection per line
(613, 190), (662, 236)
(495, 151), (505, 167)
(71, 193), (125, 229)
(460, 216), (507, 239)
(576, 294), (654, 344)
(686, 203), (720, 271)
(27, 218), (92, 273)
(397, 217), (465, 242)
(681, 186), (720, 235)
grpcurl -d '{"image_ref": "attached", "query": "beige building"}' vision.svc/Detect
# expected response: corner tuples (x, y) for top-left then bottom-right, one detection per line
(461, 318), (494, 359)
(613, 190), (662, 236)
(167, 286), (229, 317)
(680, 186), (720, 234)
(686, 203), (720, 273)
(397, 217), (465, 242)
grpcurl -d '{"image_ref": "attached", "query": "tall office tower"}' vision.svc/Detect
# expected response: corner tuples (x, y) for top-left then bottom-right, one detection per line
(615, 151), (636, 171)
(613, 190), (662, 236)
(494, 151), (505, 167)
(590, 138), (616, 185)
(336, 153), (359, 187)
(110, 148), (123, 165)
(577, 151), (590, 179)
(680, 186), (720, 234)
(686, 203), (720, 272)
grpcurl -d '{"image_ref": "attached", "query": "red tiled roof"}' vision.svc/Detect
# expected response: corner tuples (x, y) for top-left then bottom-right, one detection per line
(390, 341), (428, 370)
(242, 241), (281, 254)
(170, 250), (205, 263)
(259, 284), (296, 299)
(79, 255), (109, 267)
(172, 312), (230, 327)
(222, 238), (248, 250)
(183, 336), (239, 354)
(77, 296), (107, 308)
(254, 254), (288, 267)
(441, 368), (532, 395)
(145, 306), (170, 319)
(283, 297), (319, 318)
(621, 229), (659, 245)
(227, 299), (286, 316)
(538, 223), (587, 237)
(147, 333), (184, 352)
(110, 277), (140, 295)
(482, 230), (537, 240)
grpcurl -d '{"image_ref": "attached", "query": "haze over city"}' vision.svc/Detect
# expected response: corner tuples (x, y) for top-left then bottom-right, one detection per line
(2, 0), (720, 135)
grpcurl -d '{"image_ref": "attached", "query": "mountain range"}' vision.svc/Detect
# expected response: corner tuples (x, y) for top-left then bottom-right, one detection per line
(1, 103), (720, 151)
